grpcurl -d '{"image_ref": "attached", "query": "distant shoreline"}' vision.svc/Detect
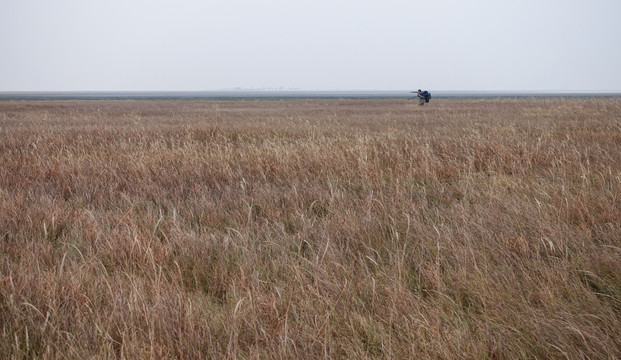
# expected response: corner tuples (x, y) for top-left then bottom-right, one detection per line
(1, 90), (620, 100)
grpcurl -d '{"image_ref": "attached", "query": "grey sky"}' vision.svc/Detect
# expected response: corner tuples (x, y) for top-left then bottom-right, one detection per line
(2, 0), (620, 92)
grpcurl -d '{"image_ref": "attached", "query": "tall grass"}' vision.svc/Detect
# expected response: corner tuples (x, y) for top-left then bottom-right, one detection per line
(1, 98), (620, 358)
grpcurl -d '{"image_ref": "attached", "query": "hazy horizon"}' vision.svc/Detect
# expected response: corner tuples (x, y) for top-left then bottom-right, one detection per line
(2, 89), (619, 102)
(2, 0), (620, 92)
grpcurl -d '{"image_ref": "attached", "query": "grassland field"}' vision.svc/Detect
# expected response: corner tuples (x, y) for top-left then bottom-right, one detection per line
(0, 98), (620, 359)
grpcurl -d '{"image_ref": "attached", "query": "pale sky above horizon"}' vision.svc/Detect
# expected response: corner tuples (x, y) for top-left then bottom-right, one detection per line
(1, 0), (620, 92)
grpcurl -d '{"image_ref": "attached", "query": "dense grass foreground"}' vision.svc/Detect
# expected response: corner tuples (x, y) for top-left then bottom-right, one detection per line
(1, 98), (620, 359)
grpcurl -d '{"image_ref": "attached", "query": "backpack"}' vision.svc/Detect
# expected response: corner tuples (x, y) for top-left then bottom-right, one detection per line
(422, 90), (431, 102)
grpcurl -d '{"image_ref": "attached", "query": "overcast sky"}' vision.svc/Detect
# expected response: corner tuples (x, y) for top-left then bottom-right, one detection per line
(1, 0), (620, 92)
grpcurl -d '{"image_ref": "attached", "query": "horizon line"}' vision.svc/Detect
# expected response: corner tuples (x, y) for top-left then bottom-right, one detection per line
(2, 89), (621, 93)
(1, 89), (620, 100)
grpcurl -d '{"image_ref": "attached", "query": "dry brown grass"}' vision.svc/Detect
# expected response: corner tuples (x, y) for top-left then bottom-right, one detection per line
(1, 98), (620, 359)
